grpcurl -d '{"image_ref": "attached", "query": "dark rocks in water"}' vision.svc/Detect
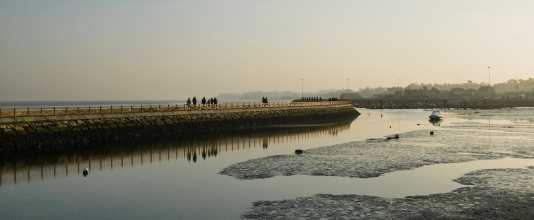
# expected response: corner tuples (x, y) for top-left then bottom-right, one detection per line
(386, 134), (399, 140)
(295, 149), (304, 155)
(82, 168), (89, 177)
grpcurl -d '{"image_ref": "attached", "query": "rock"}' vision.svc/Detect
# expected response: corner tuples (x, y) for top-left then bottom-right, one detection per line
(82, 168), (89, 177)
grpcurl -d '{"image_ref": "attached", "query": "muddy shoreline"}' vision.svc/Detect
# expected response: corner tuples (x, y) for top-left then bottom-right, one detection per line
(220, 129), (534, 180)
(243, 167), (534, 219)
(220, 109), (534, 219)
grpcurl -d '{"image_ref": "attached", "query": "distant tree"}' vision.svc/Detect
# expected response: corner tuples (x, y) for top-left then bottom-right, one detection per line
(478, 86), (496, 98)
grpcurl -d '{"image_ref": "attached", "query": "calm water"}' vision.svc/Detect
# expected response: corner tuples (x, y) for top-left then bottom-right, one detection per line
(0, 109), (530, 219)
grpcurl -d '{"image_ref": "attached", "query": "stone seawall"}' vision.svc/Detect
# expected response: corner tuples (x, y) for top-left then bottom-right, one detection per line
(0, 103), (359, 153)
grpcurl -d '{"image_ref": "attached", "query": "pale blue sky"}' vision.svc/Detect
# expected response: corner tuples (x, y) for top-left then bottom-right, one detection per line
(1, 0), (534, 100)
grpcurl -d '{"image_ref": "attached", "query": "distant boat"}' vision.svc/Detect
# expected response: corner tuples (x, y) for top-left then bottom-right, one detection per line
(429, 110), (442, 120)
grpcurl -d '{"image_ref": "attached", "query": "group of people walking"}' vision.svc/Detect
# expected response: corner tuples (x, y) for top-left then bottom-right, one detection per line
(186, 97), (218, 107)
(261, 97), (269, 104)
(301, 96), (323, 102)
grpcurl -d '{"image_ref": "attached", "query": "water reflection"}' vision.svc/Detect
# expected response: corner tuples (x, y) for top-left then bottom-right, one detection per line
(0, 121), (352, 187)
(429, 118), (442, 126)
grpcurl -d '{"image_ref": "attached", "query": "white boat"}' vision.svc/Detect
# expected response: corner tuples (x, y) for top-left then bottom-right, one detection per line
(429, 111), (442, 120)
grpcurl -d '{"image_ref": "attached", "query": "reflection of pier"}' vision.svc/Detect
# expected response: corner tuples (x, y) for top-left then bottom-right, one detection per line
(0, 121), (351, 187)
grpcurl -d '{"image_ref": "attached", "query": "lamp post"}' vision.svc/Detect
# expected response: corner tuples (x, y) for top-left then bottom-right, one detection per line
(300, 78), (304, 99)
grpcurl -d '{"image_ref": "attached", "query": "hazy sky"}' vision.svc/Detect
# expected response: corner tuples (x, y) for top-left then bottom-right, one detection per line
(1, 0), (534, 100)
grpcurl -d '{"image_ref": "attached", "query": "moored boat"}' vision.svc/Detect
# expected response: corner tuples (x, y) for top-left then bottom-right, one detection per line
(429, 110), (442, 120)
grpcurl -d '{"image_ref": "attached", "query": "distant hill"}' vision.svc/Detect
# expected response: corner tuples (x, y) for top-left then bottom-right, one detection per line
(341, 78), (534, 100)
(340, 78), (534, 109)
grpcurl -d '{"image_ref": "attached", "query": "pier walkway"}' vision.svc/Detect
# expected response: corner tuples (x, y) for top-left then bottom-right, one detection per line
(0, 101), (353, 125)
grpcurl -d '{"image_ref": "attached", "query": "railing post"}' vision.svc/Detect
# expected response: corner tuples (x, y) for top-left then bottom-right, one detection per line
(99, 106), (102, 113)
(110, 105), (113, 114)
(88, 106), (91, 113)
(53, 107), (56, 116)
(13, 106), (16, 121)
(120, 105), (123, 113)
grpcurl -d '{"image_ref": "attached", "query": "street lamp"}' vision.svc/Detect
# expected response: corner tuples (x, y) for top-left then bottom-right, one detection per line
(300, 78), (304, 99)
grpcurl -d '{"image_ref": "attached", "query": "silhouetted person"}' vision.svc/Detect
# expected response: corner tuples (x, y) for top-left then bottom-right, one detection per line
(202, 97), (206, 105)
(214, 98), (218, 105)
(192, 97), (197, 106)
(262, 138), (268, 149)
(186, 98), (191, 106)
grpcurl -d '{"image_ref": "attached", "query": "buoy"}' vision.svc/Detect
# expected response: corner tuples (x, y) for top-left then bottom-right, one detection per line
(295, 149), (304, 155)
(82, 168), (89, 177)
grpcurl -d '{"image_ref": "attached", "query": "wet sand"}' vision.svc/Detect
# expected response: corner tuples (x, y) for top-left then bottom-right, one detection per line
(220, 109), (534, 219)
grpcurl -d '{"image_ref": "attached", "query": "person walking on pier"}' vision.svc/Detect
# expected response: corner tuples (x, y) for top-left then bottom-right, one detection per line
(186, 98), (192, 107)
(261, 97), (269, 105)
(201, 97), (206, 106)
(192, 97), (197, 106)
